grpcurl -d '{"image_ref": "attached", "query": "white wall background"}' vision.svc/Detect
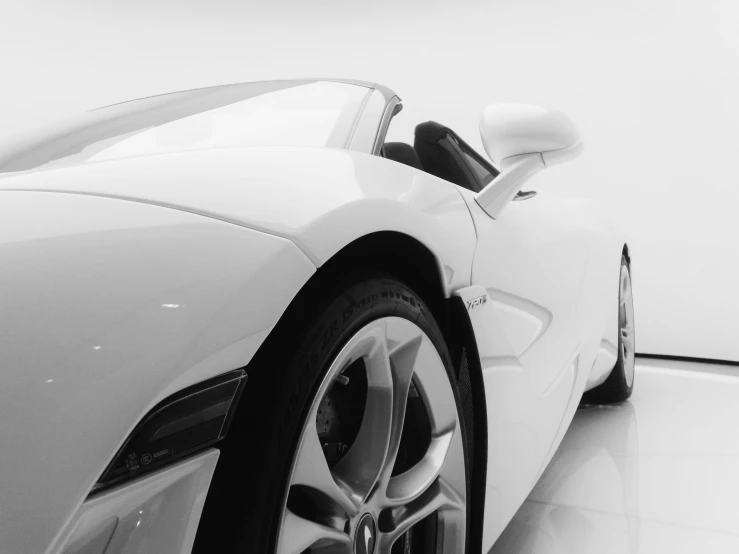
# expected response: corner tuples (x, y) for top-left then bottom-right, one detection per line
(2, 0), (738, 360)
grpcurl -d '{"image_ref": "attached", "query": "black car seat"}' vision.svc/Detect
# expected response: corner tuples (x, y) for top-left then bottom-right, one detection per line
(383, 142), (424, 171)
(413, 121), (483, 192)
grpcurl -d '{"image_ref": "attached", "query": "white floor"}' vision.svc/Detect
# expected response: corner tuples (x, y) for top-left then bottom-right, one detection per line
(490, 358), (739, 554)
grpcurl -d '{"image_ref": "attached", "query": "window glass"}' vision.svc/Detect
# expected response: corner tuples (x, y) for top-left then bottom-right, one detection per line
(0, 80), (369, 175)
(463, 151), (496, 186)
(347, 90), (387, 154)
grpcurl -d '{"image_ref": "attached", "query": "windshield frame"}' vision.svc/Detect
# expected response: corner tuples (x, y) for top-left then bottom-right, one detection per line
(0, 79), (387, 176)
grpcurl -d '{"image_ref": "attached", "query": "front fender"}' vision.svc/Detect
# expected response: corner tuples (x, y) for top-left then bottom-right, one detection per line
(0, 147), (477, 296)
(0, 191), (315, 554)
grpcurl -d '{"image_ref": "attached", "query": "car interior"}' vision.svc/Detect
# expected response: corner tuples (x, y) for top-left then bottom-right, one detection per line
(381, 120), (500, 193)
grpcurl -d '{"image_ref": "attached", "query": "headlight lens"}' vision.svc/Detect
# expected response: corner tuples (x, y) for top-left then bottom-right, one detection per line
(94, 369), (247, 492)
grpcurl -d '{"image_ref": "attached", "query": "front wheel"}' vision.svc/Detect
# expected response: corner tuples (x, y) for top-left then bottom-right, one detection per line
(583, 255), (635, 404)
(233, 277), (469, 553)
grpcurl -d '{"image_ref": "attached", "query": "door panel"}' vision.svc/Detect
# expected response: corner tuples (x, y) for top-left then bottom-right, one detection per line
(475, 196), (590, 391)
(456, 189), (592, 550)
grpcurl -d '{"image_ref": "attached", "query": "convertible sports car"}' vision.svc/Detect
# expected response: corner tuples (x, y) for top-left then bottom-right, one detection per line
(0, 79), (635, 554)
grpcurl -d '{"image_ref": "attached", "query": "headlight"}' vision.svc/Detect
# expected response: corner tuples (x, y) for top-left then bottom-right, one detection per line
(94, 369), (247, 492)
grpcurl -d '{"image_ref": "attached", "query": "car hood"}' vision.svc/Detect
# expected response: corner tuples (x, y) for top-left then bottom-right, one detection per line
(0, 146), (359, 251)
(0, 146), (478, 288)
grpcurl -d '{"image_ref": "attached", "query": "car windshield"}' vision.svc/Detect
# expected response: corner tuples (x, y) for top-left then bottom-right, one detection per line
(0, 80), (370, 175)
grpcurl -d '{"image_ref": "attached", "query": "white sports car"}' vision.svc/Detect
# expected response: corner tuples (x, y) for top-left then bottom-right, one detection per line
(0, 79), (635, 554)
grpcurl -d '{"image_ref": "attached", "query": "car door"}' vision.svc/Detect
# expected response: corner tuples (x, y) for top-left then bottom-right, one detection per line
(450, 143), (593, 546)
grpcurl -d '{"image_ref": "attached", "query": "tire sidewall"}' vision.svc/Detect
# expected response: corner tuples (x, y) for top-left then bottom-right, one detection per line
(616, 257), (635, 393)
(581, 255), (634, 405)
(265, 276), (468, 552)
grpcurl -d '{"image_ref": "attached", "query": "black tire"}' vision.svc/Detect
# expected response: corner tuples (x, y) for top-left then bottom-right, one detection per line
(195, 274), (469, 553)
(582, 255), (635, 405)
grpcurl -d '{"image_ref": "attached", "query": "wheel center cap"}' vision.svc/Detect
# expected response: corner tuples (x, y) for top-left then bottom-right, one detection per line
(354, 513), (377, 554)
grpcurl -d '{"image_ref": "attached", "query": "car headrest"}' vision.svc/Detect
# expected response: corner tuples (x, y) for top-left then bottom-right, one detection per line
(383, 142), (423, 171)
(413, 120), (481, 191)
(414, 121), (450, 145)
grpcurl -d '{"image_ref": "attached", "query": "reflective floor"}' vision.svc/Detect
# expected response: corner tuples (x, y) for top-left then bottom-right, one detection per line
(491, 358), (739, 553)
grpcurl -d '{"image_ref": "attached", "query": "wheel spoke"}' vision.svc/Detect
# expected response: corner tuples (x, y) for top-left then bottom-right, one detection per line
(378, 477), (464, 548)
(332, 327), (394, 505)
(386, 430), (454, 505)
(374, 332), (423, 495)
(620, 286), (631, 305)
(412, 340), (459, 435)
(381, 333), (459, 507)
(620, 271), (632, 305)
(291, 418), (358, 517)
(280, 315), (467, 554)
(277, 509), (352, 554)
(621, 327), (635, 353)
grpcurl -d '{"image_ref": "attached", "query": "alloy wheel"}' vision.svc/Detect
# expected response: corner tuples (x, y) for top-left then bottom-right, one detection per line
(619, 263), (636, 387)
(276, 316), (467, 554)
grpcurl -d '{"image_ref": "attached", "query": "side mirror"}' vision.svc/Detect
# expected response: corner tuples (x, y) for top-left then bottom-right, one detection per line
(475, 104), (583, 219)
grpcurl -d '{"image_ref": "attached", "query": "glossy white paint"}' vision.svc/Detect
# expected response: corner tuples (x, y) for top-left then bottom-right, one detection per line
(585, 340), (620, 391)
(0, 89), (627, 553)
(0, 146), (477, 295)
(492, 360), (739, 553)
(479, 104), (582, 167)
(57, 450), (219, 554)
(476, 104), (583, 220)
(456, 186), (624, 550)
(0, 192), (315, 554)
(475, 153), (546, 219)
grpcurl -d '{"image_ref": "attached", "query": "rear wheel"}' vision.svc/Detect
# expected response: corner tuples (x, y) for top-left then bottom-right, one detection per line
(583, 255), (635, 404)
(203, 276), (469, 553)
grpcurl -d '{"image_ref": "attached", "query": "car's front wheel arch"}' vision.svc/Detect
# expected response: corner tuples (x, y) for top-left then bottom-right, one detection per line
(193, 232), (486, 553)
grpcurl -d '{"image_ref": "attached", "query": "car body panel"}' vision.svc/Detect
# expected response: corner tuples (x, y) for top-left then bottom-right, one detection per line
(0, 146), (478, 294)
(0, 191), (315, 554)
(0, 150), (477, 553)
(455, 188), (625, 550)
(55, 449), (219, 554)
(0, 79), (629, 553)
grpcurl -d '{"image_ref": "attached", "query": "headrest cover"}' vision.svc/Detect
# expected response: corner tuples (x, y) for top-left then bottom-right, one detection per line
(414, 121), (449, 144)
(383, 142), (423, 171)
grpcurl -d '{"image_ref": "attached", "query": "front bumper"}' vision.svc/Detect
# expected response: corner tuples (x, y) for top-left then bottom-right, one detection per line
(55, 450), (219, 554)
